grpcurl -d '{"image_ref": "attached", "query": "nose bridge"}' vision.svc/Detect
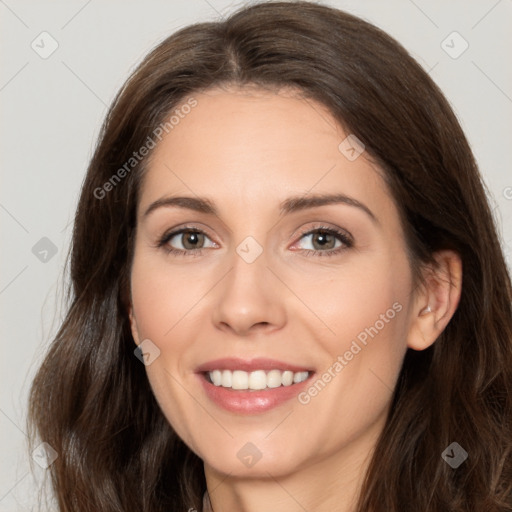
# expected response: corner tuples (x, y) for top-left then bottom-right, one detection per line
(212, 233), (286, 334)
(227, 233), (273, 308)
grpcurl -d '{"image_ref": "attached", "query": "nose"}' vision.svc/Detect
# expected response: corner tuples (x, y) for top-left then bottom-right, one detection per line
(211, 245), (287, 337)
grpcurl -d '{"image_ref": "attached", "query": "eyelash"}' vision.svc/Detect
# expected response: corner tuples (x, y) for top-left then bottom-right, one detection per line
(156, 224), (353, 258)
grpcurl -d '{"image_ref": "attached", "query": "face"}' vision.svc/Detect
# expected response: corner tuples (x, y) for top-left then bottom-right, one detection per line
(128, 86), (420, 479)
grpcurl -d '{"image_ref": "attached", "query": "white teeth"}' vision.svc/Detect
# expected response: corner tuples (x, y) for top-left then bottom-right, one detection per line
(267, 369), (282, 388)
(232, 370), (248, 390)
(282, 370), (294, 386)
(248, 370), (267, 390)
(208, 369), (310, 390)
(211, 370), (222, 386)
(294, 371), (308, 383)
(221, 370), (232, 387)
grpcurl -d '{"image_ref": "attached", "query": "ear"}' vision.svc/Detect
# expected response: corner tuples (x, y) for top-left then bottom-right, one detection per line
(128, 304), (141, 346)
(407, 250), (462, 351)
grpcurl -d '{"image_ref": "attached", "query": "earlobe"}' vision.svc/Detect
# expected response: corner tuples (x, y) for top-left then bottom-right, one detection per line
(407, 250), (463, 351)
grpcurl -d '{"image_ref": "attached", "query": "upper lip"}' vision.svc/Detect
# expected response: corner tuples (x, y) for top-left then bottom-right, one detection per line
(195, 357), (314, 373)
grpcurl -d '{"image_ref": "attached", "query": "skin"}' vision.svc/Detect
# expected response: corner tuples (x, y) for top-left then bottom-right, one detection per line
(128, 85), (462, 512)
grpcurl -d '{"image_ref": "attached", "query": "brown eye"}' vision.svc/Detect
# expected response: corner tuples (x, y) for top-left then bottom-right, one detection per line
(158, 227), (216, 257)
(177, 230), (205, 250)
(309, 230), (338, 250)
(294, 226), (353, 257)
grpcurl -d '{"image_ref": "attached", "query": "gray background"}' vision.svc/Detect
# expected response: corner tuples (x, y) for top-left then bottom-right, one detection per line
(1, 0), (511, 509)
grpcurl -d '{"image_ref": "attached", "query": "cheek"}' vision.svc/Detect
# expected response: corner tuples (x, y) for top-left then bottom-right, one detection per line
(296, 255), (410, 404)
(129, 252), (203, 340)
(299, 255), (409, 354)
(129, 254), (204, 449)
(128, 249), (214, 411)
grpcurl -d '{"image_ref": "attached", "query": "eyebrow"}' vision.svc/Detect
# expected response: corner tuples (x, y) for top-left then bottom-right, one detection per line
(143, 193), (378, 224)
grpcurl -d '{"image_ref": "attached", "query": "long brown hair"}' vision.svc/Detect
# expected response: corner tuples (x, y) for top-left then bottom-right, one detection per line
(28, 1), (512, 510)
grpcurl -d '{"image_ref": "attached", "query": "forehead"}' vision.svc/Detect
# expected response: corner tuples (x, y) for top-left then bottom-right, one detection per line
(137, 86), (397, 224)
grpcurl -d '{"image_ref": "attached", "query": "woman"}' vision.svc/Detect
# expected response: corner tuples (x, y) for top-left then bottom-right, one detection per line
(28, 1), (512, 511)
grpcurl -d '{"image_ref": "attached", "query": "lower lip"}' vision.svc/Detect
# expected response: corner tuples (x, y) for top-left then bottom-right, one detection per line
(197, 373), (314, 414)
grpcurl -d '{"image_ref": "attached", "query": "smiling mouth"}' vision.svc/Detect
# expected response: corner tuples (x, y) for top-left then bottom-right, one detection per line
(203, 369), (312, 391)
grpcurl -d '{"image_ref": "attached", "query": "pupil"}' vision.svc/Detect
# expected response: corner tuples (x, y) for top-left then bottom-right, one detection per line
(184, 231), (201, 249)
(315, 231), (333, 249)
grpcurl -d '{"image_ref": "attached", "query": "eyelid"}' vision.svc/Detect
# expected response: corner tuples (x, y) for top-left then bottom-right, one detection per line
(292, 224), (353, 245)
(157, 222), (353, 257)
(157, 223), (218, 247)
